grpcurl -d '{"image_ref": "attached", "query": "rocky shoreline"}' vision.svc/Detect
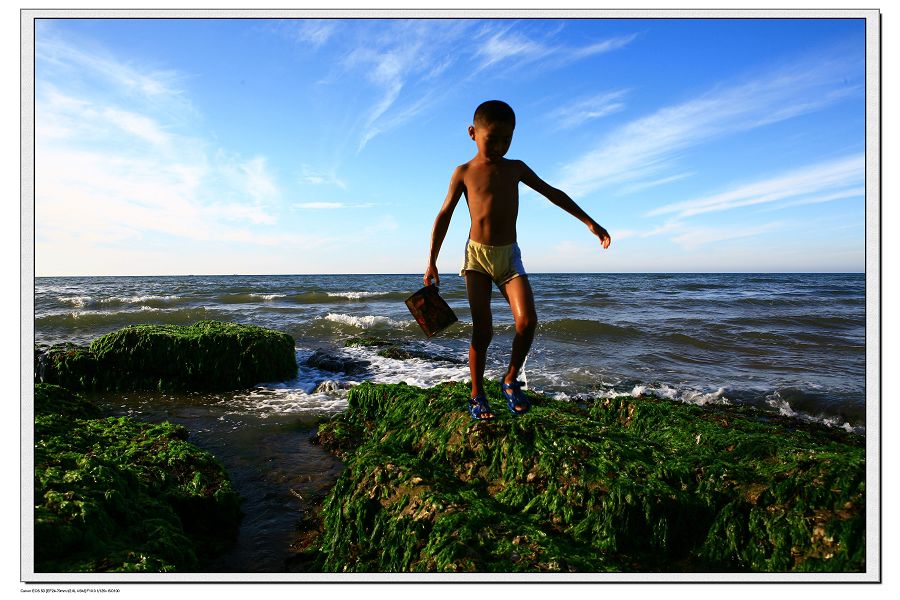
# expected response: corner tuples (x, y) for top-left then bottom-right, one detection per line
(35, 320), (297, 392)
(34, 383), (243, 572)
(32, 322), (866, 573)
(298, 380), (865, 573)
(32, 321), (297, 572)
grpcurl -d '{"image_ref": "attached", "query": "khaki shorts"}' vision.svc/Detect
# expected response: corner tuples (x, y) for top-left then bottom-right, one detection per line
(459, 239), (527, 286)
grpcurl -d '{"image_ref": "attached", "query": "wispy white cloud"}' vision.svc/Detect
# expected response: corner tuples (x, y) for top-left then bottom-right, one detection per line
(34, 28), (305, 272)
(102, 107), (171, 148)
(648, 155), (863, 219)
(475, 28), (544, 70)
(617, 172), (694, 196)
(557, 51), (863, 199)
(315, 20), (637, 152)
(238, 156), (279, 203)
(569, 34), (639, 60)
(761, 187), (864, 211)
(291, 19), (338, 48)
(670, 222), (785, 251)
(299, 164), (348, 189)
(37, 23), (189, 108)
(473, 27), (637, 73)
(551, 89), (629, 129)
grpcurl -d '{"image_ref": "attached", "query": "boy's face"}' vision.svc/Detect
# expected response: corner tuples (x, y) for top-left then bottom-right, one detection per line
(469, 120), (515, 162)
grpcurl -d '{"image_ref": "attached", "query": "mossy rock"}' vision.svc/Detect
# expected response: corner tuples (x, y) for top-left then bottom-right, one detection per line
(35, 320), (297, 392)
(375, 346), (433, 361)
(33, 384), (242, 572)
(35, 343), (101, 391)
(344, 336), (393, 348)
(308, 382), (865, 573)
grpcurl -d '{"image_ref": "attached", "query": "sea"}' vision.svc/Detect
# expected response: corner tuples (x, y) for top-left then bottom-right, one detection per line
(31, 272), (869, 571)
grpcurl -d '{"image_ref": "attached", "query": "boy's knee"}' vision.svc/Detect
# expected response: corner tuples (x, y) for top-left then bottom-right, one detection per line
(516, 313), (537, 336)
(471, 324), (493, 348)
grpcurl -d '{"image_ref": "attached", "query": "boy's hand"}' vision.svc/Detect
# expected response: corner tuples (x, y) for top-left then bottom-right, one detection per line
(588, 221), (611, 249)
(424, 264), (440, 287)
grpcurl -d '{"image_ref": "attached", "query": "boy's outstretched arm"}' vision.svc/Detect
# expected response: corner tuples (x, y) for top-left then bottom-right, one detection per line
(425, 167), (466, 287)
(520, 163), (611, 249)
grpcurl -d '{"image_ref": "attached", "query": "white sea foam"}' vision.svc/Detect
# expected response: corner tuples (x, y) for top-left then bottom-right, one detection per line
(629, 383), (731, 406)
(326, 291), (384, 300)
(58, 296), (92, 307)
(222, 346), (865, 434)
(764, 391), (863, 433)
(228, 345), (469, 417)
(112, 294), (181, 304)
(765, 391), (798, 417)
(59, 294), (182, 307)
(249, 293), (287, 301)
(230, 386), (350, 417)
(324, 313), (405, 329)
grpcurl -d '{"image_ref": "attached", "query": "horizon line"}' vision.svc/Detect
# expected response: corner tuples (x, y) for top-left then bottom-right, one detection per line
(33, 270), (867, 278)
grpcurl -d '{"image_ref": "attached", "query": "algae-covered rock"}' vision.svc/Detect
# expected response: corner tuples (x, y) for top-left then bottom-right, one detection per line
(34, 384), (242, 572)
(35, 320), (297, 392)
(343, 336), (465, 364)
(309, 382), (865, 573)
(343, 336), (393, 349)
(35, 343), (101, 390)
(306, 350), (370, 375)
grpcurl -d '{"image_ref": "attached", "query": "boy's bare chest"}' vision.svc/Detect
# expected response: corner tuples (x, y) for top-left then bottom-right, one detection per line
(463, 164), (520, 200)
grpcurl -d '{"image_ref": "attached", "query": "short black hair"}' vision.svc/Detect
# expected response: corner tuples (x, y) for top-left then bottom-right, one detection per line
(473, 100), (516, 127)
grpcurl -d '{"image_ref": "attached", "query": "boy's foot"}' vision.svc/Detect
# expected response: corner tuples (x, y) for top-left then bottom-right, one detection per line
(501, 380), (532, 415)
(469, 394), (495, 421)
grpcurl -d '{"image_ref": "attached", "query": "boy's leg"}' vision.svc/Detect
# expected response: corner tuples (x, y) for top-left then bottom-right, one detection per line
(499, 275), (537, 391)
(465, 270), (494, 404)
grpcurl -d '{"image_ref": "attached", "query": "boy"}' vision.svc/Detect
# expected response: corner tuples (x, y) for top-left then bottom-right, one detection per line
(424, 100), (611, 420)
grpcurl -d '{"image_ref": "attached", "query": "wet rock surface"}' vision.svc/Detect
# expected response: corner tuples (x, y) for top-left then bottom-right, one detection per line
(300, 381), (866, 573)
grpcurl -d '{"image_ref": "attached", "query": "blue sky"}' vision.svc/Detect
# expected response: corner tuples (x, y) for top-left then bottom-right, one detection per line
(33, 17), (868, 276)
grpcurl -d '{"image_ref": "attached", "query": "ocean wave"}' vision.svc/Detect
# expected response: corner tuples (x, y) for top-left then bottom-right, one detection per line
(539, 319), (644, 339)
(671, 282), (732, 292)
(326, 291), (391, 300)
(628, 383), (731, 407)
(218, 291), (409, 305)
(223, 345), (469, 417)
(765, 390), (863, 433)
(217, 293), (288, 303)
(142, 339), (865, 436)
(57, 294), (185, 308)
(35, 307), (220, 329)
(324, 313), (408, 330)
(548, 382), (863, 433)
(57, 295), (93, 308)
(227, 386), (350, 418)
(727, 314), (864, 331)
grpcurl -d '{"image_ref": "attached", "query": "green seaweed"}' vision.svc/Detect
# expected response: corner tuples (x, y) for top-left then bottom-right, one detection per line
(308, 381), (865, 573)
(33, 384), (242, 572)
(343, 336), (393, 348)
(35, 320), (297, 392)
(375, 347), (433, 361)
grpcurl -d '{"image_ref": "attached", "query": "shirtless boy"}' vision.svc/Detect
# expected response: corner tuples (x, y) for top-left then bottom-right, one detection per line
(424, 100), (611, 420)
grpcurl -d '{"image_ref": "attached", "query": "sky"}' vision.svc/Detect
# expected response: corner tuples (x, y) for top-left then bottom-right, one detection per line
(31, 16), (869, 276)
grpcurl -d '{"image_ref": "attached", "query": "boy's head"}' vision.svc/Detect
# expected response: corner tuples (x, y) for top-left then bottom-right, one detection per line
(473, 100), (516, 129)
(470, 100), (516, 160)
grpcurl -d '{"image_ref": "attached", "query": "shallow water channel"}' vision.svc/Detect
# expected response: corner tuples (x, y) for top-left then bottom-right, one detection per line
(88, 389), (345, 572)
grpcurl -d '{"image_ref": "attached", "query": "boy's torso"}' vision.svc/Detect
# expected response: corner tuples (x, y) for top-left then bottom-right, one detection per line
(460, 158), (525, 246)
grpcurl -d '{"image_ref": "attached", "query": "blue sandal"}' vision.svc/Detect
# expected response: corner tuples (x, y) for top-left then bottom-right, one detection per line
(469, 394), (495, 421)
(501, 381), (532, 415)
